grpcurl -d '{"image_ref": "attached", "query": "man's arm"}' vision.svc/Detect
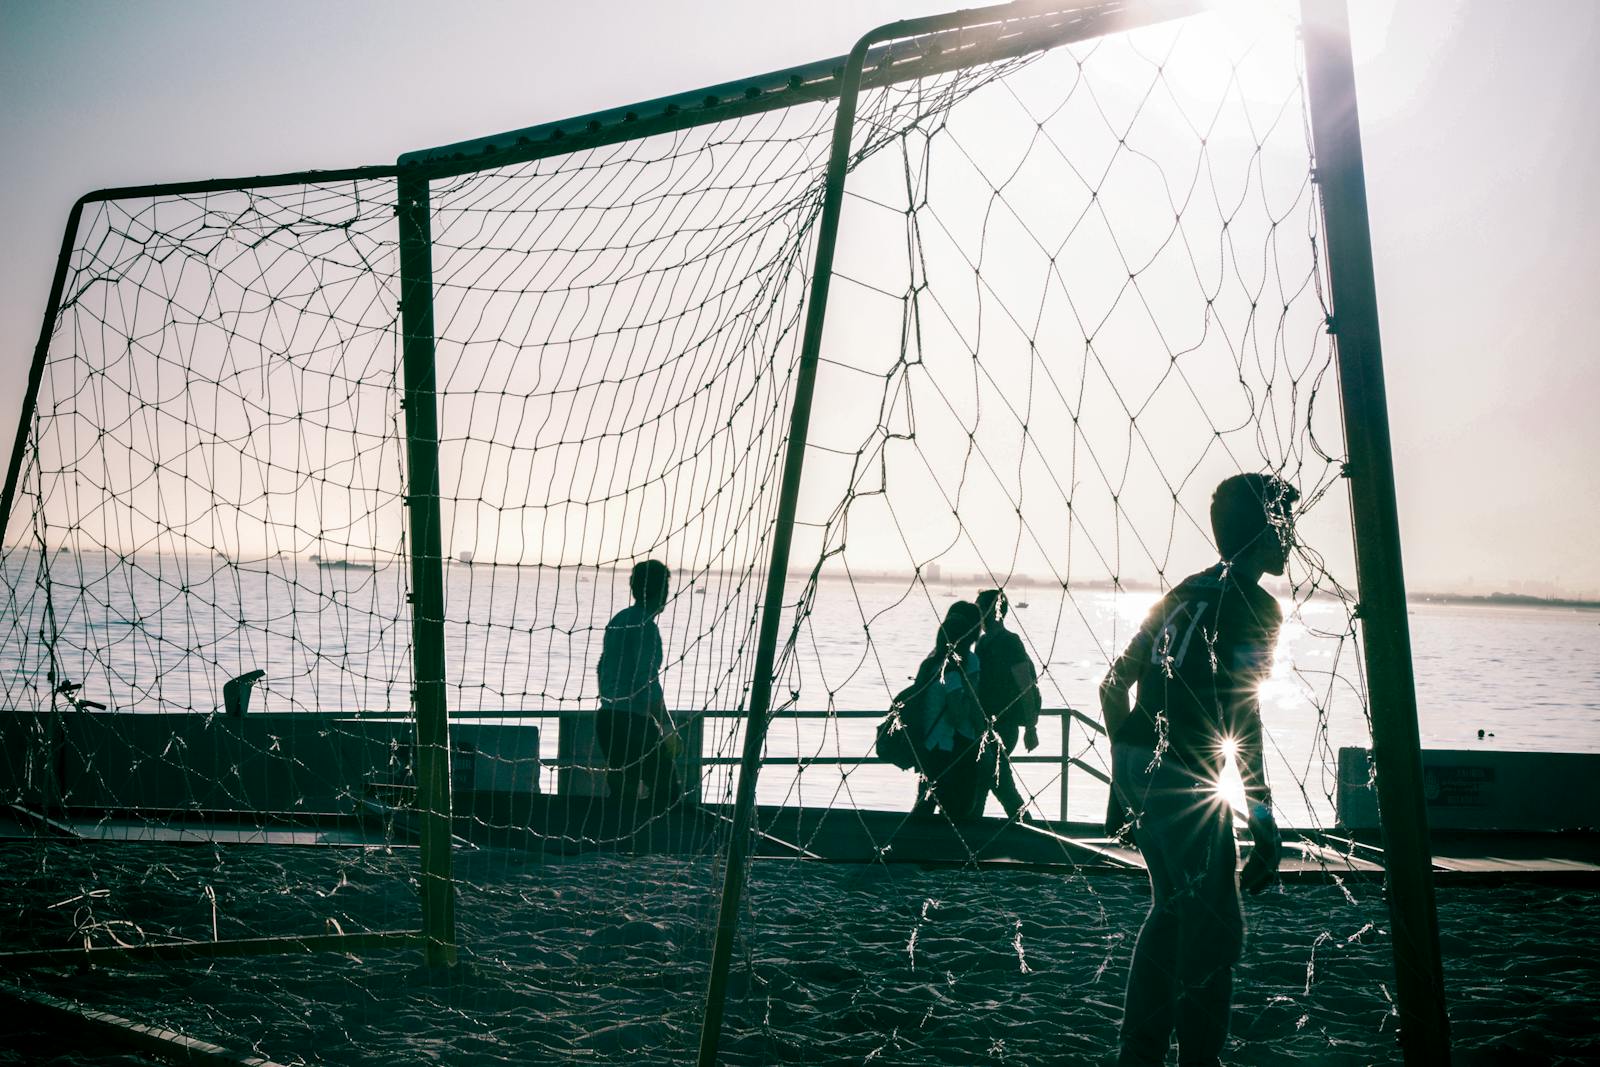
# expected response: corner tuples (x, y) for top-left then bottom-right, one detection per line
(1233, 658), (1279, 893)
(1099, 651), (1140, 742)
(597, 617), (622, 705)
(1227, 602), (1281, 807)
(1100, 603), (1159, 742)
(1013, 656), (1042, 726)
(647, 620), (674, 730)
(1020, 662), (1042, 750)
(1231, 695), (1270, 808)
(1008, 650), (1043, 749)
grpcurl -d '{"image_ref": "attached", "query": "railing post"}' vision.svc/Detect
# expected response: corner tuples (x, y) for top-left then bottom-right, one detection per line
(1058, 707), (1071, 825)
(397, 170), (457, 968)
(1302, 2), (1449, 1061)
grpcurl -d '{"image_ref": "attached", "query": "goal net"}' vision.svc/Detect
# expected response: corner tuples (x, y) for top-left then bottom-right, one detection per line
(0, 3), (1407, 1064)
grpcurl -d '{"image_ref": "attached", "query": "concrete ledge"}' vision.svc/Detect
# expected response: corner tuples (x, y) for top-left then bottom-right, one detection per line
(1338, 746), (1600, 832)
(0, 712), (539, 814)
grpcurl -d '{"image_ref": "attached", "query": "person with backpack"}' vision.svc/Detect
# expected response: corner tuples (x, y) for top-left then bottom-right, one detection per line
(975, 588), (1041, 820)
(907, 600), (990, 819)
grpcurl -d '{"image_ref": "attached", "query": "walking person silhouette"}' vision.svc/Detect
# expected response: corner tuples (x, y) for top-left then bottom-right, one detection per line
(975, 588), (1041, 821)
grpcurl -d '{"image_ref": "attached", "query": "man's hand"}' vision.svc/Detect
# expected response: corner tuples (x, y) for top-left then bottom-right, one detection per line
(661, 733), (683, 760)
(1240, 802), (1281, 894)
(1023, 725), (1039, 752)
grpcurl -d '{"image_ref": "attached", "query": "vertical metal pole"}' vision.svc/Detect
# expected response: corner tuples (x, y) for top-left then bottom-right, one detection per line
(1301, 3), (1449, 1062)
(1, 199), (85, 541)
(694, 29), (877, 1067)
(397, 171), (457, 968)
(1059, 709), (1070, 824)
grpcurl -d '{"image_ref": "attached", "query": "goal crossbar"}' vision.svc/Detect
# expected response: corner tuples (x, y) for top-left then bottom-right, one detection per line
(399, 0), (1201, 177)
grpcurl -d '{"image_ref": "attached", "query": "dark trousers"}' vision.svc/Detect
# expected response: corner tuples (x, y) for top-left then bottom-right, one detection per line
(1112, 744), (1242, 1067)
(923, 727), (1026, 821)
(989, 721), (1027, 818)
(595, 707), (683, 823)
(920, 734), (993, 820)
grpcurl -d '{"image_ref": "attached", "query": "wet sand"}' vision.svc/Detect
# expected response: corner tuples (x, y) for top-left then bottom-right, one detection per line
(1, 842), (1595, 1065)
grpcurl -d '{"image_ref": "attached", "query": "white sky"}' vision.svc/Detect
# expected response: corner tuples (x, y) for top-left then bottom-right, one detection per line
(1, 0), (1596, 596)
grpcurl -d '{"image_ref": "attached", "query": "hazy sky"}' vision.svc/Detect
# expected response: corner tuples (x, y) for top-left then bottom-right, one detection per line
(1, 0), (1596, 596)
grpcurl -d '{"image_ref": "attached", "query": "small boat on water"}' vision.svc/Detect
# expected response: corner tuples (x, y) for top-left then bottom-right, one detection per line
(310, 554), (375, 571)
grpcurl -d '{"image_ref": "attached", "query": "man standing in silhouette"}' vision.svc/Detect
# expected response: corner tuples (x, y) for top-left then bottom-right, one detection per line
(1100, 473), (1297, 1067)
(597, 559), (684, 822)
(976, 588), (1041, 820)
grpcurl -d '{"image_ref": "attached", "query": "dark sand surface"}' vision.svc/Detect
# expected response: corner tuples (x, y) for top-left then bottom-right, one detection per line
(1, 842), (1596, 1065)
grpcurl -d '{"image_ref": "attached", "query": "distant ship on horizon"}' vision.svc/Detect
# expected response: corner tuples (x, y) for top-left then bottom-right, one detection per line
(310, 553), (375, 571)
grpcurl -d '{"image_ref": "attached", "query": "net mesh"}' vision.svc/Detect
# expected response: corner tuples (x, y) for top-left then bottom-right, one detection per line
(0, 6), (1399, 1065)
(724, 12), (1386, 1060)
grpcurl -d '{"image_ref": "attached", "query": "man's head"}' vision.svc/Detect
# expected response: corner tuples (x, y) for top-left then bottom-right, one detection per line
(976, 588), (1008, 628)
(630, 559), (671, 615)
(940, 601), (983, 654)
(1211, 473), (1299, 576)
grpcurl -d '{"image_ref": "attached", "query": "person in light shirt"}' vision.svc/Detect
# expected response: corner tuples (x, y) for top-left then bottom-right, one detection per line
(910, 600), (989, 819)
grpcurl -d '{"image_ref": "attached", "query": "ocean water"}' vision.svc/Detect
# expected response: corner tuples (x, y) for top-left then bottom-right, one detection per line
(3, 551), (1597, 828)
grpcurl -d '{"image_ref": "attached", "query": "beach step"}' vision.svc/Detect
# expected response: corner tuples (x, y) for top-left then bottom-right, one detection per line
(1414, 829), (1600, 881)
(1310, 828), (1600, 881)
(452, 792), (728, 858)
(7, 792), (1593, 882)
(0, 804), (400, 847)
(748, 806), (1140, 869)
(450, 797), (1598, 880)
(1285, 835), (1387, 876)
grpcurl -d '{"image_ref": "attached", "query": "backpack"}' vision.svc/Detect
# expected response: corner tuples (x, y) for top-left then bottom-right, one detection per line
(920, 654), (986, 754)
(978, 630), (1040, 730)
(875, 682), (924, 771)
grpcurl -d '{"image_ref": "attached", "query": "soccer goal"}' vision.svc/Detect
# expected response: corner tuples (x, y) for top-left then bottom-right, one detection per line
(0, 2), (1447, 1064)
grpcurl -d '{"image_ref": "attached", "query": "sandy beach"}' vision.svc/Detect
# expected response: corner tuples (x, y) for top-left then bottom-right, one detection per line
(1, 841), (1595, 1065)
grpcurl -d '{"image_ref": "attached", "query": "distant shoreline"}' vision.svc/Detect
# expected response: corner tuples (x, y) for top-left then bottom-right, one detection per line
(1410, 591), (1600, 612)
(10, 546), (1598, 610)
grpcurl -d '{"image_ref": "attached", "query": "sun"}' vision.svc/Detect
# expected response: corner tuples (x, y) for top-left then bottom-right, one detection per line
(1215, 736), (1249, 816)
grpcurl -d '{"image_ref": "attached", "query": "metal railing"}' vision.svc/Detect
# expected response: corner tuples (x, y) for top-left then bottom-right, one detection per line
(433, 704), (1111, 824)
(168, 703), (1111, 822)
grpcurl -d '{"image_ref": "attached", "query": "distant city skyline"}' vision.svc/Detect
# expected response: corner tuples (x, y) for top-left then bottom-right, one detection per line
(1, 0), (1595, 599)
